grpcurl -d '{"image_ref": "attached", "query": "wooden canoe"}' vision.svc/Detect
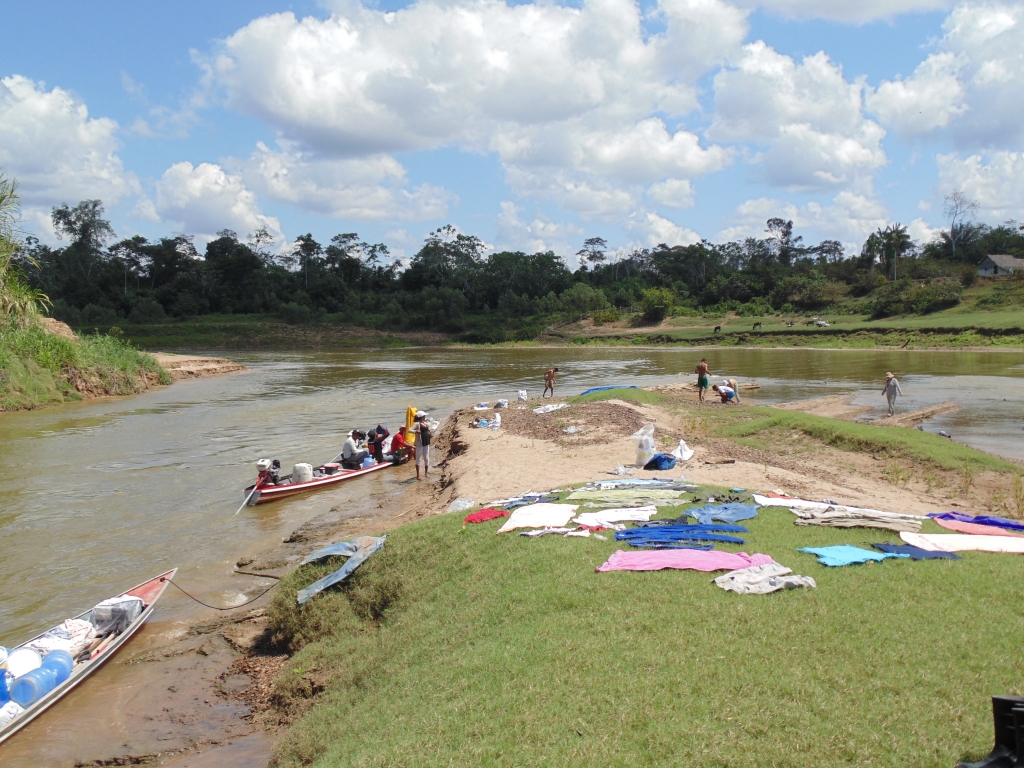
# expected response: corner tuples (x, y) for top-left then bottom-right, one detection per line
(0, 569), (177, 746)
(243, 460), (394, 505)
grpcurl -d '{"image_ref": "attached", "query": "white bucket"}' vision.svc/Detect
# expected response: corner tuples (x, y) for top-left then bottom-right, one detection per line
(292, 463), (313, 483)
(7, 648), (41, 678)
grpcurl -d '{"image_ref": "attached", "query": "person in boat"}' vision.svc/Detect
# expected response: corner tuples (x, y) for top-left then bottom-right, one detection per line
(341, 430), (370, 468)
(386, 426), (413, 464)
(367, 424), (390, 462)
(409, 412), (433, 480)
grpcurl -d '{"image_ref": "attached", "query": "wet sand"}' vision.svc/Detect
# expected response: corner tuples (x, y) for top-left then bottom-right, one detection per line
(153, 354), (247, 380)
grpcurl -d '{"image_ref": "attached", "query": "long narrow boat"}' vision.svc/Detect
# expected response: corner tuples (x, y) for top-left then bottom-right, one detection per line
(243, 460), (394, 505)
(0, 569), (177, 746)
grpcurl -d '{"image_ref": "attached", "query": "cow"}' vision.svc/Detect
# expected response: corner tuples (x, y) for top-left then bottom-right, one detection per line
(752, 321), (762, 330)
(713, 325), (722, 333)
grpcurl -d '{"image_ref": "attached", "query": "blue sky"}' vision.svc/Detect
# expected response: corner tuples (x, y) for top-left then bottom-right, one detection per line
(2, 0), (1022, 264)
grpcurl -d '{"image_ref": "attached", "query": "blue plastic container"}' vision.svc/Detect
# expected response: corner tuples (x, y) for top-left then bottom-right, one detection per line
(9, 667), (57, 708)
(41, 650), (74, 685)
(361, 457), (375, 468)
(0, 670), (9, 704)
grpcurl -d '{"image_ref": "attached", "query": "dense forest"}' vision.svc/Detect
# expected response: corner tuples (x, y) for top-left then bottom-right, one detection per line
(14, 197), (1024, 343)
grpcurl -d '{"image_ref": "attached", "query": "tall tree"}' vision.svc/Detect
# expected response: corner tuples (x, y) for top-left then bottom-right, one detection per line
(576, 237), (608, 269)
(943, 190), (979, 262)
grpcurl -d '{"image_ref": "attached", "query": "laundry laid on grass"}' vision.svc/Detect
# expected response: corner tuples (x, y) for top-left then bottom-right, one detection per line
(899, 532), (1024, 554)
(791, 506), (923, 533)
(683, 502), (759, 525)
(872, 543), (962, 561)
(596, 550), (774, 573)
(502, 495), (557, 509)
(497, 503), (580, 533)
(615, 524), (747, 548)
(798, 545), (910, 567)
(568, 488), (687, 502)
(519, 527), (606, 539)
(297, 536), (386, 605)
(928, 511), (1024, 534)
(932, 517), (1024, 537)
(572, 506), (658, 528)
(464, 508), (509, 524)
(755, 494), (926, 521)
(713, 563), (816, 594)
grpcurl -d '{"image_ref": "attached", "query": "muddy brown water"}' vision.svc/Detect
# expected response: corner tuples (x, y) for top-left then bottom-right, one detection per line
(1, 346), (1022, 765)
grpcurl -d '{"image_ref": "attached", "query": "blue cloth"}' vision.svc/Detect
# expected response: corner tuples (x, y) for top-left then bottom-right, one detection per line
(503, 495), (557, 509)
(927, 511), (1024, 533)
(643, 453), (677, 471)
(617, 524), (746, 548)
(686, 502), (759, 525)
(297, 536), (386, 605)
(798, 545), (909, 567)
(579, 386), (639, 396)
(873, 543), (961, 561)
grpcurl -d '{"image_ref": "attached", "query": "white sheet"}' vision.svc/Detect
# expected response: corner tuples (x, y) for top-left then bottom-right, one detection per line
(497, 503), (579, 533)
(753, 494), (925, 520)
(573, 506), (658, 528)
(900, 532), (1024, 554)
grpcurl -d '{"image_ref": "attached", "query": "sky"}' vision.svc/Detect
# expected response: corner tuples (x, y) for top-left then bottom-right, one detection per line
(1, 0), (1023, 266)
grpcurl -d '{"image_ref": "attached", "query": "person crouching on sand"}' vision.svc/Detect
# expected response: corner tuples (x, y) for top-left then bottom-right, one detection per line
(712, 383), (738, 404)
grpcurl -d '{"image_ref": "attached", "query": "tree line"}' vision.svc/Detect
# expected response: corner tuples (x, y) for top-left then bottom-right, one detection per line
(13, 191), (1024, 343)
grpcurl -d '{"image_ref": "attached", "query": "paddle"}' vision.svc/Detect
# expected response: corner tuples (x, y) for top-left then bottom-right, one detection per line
(233, 480), (262, 517)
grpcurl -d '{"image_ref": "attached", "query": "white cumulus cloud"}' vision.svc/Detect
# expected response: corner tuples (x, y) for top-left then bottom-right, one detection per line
(710, 43), (887, 192)
(866, 52), (967, 135)
(0, 74), (139, 207)
(241, 141), (454, 221)
(938, 151), (1024, 220)
(718, 192), (889, 247)
(155, 161), (283, 245)
(628, 211), (701, 247)
(737, 0), (954, 23)
(496, 200), (584, 256)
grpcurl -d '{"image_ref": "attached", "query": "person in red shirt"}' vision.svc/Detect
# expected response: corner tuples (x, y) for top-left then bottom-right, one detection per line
(387, 426), (413, 463)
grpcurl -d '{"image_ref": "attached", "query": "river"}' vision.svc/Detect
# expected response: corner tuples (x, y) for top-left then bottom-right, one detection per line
(1, 346), (1022, 763)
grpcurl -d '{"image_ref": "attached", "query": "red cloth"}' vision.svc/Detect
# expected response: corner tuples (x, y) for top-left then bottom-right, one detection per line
(464, 508), (509, 524)
(934, 517), (1024, 538)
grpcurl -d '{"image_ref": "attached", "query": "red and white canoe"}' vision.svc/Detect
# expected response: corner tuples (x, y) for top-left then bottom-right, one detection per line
(0, 569), (177, 746)
(243, 461), (394, 505)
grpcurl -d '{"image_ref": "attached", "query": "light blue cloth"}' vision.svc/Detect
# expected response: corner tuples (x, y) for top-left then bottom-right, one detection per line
(687, 502), (759, 525)
(297, 536), (386, 604)
(798, 545), (909, 567)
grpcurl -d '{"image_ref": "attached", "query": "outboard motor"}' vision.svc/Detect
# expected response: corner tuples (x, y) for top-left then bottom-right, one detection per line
(256, 458), (282, 485)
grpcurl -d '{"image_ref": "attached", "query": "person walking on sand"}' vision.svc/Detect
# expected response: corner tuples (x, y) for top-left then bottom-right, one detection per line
(695, 359), (710, 402)
(410, 412), (433, 480)
(543, 368), (559, 398)
(883, 372), (903, 416)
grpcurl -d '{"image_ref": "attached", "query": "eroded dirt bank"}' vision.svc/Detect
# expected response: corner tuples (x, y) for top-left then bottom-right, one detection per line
(152, 353), (247, 380)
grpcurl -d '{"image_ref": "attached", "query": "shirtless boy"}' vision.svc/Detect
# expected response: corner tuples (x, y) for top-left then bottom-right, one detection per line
(695, 358), (710, 401)
(543, 367), (559, 397)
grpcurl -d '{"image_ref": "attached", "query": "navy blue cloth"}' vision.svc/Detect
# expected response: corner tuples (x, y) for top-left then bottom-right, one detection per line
(685, 502), (759, 525)
(503, 495), (557, 509)
(616, 524), (746, 548)
(873, 543), (962, 561)
(643, 453), (677, 471)
(927, 511), (1024, 533)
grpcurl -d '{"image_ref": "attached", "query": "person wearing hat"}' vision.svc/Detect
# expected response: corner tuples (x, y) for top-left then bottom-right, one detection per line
(409, 412), (433, 480)
(883, 372), (903, 416)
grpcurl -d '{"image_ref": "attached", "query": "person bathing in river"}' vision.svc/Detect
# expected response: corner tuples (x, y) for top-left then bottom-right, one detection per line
(695, 358), (710, 401)
(342, 430), (370, 468)
(543, 367), (559, 398)
(409, 412), (433, 480)
(883, 372), (903, 416)
(711, 383), (738, 404)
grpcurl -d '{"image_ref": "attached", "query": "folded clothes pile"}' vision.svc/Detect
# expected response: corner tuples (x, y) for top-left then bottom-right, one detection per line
(791, 506), (923, 533)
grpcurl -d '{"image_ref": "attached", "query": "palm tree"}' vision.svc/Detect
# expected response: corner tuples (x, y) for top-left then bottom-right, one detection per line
(873, 223), (912, 281)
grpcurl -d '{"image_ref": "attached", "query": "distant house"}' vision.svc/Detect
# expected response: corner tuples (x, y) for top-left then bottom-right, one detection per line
(978, 254), (1024, 276)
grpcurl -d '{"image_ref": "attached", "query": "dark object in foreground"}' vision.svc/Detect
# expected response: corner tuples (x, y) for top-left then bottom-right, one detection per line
(958, 695), (1024, 768)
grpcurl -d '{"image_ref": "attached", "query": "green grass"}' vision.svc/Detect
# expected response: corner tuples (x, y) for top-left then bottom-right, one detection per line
(708, 405), (1023, 474)
(266, 498), (1024, 767)
(570, 387), (670, 406)
(0, 321), (168, 410)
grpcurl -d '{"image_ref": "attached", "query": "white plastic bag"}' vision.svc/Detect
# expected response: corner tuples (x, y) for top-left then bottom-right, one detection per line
(495, 399), (509, 409)
(563, 425), (581, 434)
(448, 498), (476, 513)
(632, 423), (656, 468)
(613, 463), (635, 476)
(671, 439), (694, 463)
(490, 413), (502, 429)
(518, 390), (528, 402)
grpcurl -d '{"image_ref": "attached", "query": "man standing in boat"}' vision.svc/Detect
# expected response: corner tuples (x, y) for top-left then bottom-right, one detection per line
(410, 412), (432, 480)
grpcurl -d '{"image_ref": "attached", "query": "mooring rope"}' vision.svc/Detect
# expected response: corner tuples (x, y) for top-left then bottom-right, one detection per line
(161, 576), (279, 611)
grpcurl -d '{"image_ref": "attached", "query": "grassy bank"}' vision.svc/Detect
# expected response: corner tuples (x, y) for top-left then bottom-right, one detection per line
(265, 488), (1023, 767)
(0, 321), (168, 410)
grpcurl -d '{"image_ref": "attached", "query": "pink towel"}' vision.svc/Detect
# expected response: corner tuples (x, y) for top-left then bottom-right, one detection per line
(934, 517), (1024, 538)
(595, 550), (775, 573)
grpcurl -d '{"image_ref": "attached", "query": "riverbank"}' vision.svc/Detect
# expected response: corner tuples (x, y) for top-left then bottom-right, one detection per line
(153, 353), (247, 380)
(134, 386), (1023, 767)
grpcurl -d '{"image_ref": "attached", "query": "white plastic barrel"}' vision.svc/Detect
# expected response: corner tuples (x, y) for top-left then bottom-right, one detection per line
(292, 463), (313, 483)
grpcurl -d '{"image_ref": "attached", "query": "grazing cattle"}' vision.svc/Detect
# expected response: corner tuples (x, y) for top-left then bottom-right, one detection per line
(816, 320), (830, 328)
(785, 322), (794, 327)
(714, 325), (722, 333)
(752, 322), (762, 330)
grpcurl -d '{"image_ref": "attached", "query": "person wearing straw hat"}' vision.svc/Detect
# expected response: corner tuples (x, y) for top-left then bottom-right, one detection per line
(883, 372), (903, 416)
